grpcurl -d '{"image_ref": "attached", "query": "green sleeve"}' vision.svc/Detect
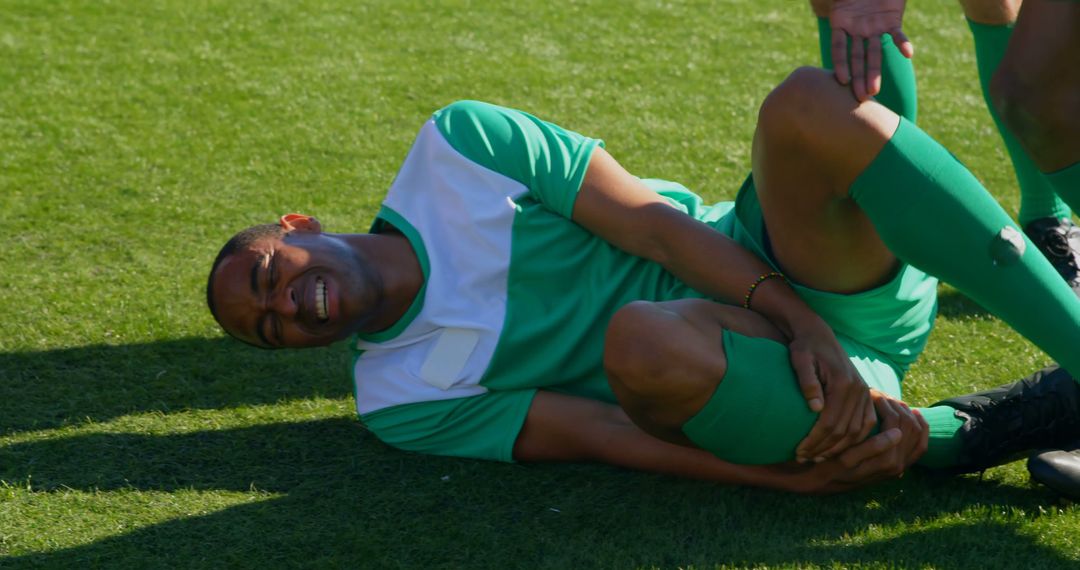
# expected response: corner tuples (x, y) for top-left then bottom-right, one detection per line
(431, 100), (604, 219)
(360, 390), (537, 463)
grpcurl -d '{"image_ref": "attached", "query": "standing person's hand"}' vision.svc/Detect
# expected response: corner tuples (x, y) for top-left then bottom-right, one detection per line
(830, 0), (912, 101)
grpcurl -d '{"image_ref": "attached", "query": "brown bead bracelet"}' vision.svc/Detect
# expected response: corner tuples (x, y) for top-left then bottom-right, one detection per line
(742, 271), (787, 309)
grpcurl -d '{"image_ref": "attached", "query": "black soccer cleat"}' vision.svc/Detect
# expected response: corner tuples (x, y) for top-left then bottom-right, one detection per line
(1028, 446), (1080, 500)
(931, 365), (1080, 473)
(1024, 217), (1080, 298)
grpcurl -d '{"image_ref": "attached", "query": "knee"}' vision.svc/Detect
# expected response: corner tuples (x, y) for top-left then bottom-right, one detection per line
(603, 302), (675, 390)
(603, 301), (726, 403)
(757, 67), (836, 147)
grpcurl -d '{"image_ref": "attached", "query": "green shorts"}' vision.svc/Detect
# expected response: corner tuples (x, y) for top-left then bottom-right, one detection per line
(718, 175), (940, 397)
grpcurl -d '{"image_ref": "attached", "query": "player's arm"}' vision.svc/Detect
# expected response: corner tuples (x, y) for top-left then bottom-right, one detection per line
(430, 100), (869, 462)
(573, 147), (875, 463)
(514, 390), (908, 494)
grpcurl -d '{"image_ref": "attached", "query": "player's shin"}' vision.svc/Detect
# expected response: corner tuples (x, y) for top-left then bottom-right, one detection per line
(848, 118), (1080, 376)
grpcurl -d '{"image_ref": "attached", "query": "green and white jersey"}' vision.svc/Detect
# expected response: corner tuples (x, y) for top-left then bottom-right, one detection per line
(353, 101), (729, 462)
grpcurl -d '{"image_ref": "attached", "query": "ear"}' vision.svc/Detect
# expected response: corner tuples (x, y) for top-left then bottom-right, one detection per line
(279, 213), (322, 234)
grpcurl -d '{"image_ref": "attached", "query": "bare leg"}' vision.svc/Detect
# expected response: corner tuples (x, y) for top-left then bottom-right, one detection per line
(992, 0), (1080, 171)
(751, 67), (899, 293)
(603, 299), (784, 446)
(752, 68), (1080, 376)
(958, 0), (1022, 24)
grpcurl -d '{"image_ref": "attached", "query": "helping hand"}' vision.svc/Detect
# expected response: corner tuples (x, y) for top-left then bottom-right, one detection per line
(830, 0), (912, 101)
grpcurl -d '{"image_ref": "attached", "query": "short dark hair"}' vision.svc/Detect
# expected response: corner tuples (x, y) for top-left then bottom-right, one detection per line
(206, 224), (286, 332)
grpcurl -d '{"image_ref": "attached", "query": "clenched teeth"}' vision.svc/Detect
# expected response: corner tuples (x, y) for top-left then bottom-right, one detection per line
(316, 278), (328, 321)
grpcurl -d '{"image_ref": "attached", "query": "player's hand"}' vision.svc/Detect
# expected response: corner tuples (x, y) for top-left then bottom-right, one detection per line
(788, 324), (875, 464)
(781, 391), (927, 494)
(867, 388), (929, 473)
(773, 428), (904, 494)
(830, 0), (912, 101)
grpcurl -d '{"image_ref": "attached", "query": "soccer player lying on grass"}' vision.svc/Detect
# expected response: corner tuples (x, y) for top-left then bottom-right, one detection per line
(208, 68), (1080, 495)
(809, 0), (1080, 296)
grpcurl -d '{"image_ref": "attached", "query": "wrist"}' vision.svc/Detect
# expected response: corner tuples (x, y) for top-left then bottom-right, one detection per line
(772, 308), (831, 341)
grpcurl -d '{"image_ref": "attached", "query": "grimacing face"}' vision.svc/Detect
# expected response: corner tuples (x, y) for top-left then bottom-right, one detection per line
(210, 220), (383, 348)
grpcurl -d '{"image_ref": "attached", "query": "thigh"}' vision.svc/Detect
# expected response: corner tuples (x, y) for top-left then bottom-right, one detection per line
(751, 68), (901, 294)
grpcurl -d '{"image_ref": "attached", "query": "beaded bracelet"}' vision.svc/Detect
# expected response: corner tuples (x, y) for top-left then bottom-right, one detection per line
(742, 271), (787, 309)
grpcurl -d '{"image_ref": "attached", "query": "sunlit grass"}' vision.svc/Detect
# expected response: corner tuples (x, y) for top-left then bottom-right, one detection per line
(3, 0), (1078, 567)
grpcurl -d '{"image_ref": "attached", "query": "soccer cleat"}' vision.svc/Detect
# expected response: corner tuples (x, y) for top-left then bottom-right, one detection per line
(1028, 446), (1080, 499)
(931, 365), (1080, 473)
(1024, 217), (1080, 298)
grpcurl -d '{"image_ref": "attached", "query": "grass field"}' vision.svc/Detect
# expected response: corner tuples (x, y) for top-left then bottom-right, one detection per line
(2, 0), (1078, 568)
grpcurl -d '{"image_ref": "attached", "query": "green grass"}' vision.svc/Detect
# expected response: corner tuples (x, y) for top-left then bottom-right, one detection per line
(1, 0), (1078, 568)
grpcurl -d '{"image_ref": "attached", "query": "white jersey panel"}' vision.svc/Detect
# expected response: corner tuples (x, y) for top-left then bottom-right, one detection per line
(354, 120), (530, 415)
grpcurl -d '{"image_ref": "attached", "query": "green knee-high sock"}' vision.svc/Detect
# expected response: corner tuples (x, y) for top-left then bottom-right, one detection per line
(818, 17), (918, 122)
(913, 405), (965, 469)
(1047, 162), (1080, 214)
(850, 119), (1080, 375)
(968, 19), (1071, 225)
(681, 330), (965, 465)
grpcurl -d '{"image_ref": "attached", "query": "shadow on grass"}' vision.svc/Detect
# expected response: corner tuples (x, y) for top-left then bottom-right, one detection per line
(2, 414), (1076, 568)
(0, 337), (352, 434)
(2, 340), (1075, 567)
(936, 289), (990, 320)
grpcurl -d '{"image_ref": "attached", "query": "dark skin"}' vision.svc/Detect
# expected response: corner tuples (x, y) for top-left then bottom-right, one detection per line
(210, 214), (423, 348)
(210, 71), (933, 492)
(208, 205), (915, 492)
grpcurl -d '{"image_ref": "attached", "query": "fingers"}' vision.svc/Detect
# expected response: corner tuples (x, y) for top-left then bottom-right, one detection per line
(871, 389), (899, 431)
(796, 419), (829, 463)
(913, 409), (930, 463)
(831, 27), (850, 85)
(816, 385), (873, 460)
(858, 391), (879, 442)
(866, 35), (883, 97)
(872, 394), (928, 469)
(837, 428), (901, 470)
(891, 28), (914, 58)
(850, 36), (867, 101)
(798, 379), (862, 462)
(900, 407), (930, 466)
(792, 352), (824, 413)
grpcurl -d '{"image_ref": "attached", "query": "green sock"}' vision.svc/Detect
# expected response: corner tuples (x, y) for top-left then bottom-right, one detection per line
(850, 119), (1080, 375)
(967, 19), (1071, 225)
(817, 17), (918, 122)
(682, 330), (817, 464)
(912, 405), (965, 469)
(682, 330), (967, 466)
(1046, 162), (1080, 214)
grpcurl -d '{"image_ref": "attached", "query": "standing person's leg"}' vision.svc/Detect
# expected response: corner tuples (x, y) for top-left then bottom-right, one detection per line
(992, 0), (1080, 280)
(961, 0), (1075, 238)
(752, 67), (1080, 375)
(810, 0), (918, 121)
(993, 0), (1080, 177)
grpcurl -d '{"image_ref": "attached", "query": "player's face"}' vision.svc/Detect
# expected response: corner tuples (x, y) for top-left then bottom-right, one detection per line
(211, 227), (383, 348)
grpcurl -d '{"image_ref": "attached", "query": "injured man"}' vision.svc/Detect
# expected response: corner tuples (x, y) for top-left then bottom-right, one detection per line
(207, 69), (1080, 496)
